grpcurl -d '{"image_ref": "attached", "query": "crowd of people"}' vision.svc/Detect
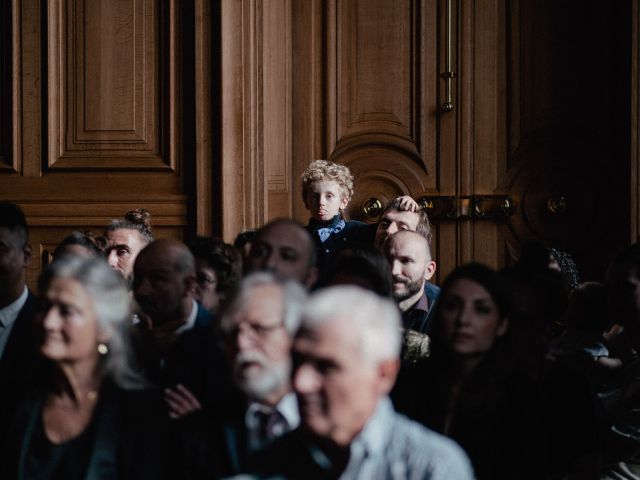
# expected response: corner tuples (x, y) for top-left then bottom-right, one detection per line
(0, 159), (637, 479)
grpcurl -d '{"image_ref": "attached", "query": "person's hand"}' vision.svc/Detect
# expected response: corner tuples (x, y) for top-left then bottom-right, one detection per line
(396, 195), (420, 212)
(164, 384), (203, 419)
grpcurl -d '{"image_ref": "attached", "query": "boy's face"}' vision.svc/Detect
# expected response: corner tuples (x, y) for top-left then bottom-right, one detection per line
(304, 180), (349, 222)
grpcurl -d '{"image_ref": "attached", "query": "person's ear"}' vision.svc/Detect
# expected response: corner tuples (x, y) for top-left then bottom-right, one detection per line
(377, 358), (400, 395)
(339, 196), (350, 211)
(304, 266), (319, 290)
(183, 274), (196, 298)
(497, 317), (509, 337)
(22, 243), (32, 267)
(424, 260), (436, 281)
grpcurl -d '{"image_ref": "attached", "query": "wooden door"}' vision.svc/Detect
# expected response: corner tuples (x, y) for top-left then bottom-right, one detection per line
(467, 0), (631, 280)
(0, 0), (214, 288)
(221, 0), (634, 282)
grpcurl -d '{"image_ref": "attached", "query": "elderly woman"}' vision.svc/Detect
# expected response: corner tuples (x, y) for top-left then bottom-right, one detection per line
(1, 255), (170, 479)
(394, 263), (549, 480)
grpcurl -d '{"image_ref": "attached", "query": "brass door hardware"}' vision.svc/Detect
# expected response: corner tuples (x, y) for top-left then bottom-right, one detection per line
(362, 198), (383, 218)
(419, 195), (515, 221)
(360, 195), (515, 221)
(441, 0), (455, 113)
(547, 196), (567, 215)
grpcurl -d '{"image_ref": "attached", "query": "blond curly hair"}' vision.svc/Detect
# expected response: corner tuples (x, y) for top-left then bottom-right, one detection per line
(301, 160), (354, 202)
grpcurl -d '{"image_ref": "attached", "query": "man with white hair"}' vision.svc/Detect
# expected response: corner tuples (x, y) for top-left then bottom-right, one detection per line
(176, 272), (307, 478)
(249, 286), (474, 479)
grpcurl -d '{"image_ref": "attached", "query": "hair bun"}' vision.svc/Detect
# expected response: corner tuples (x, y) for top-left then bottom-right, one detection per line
(124, 209), (151, 229)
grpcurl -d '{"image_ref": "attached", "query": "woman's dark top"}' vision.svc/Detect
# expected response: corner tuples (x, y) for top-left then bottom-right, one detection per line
(25, 412), (96, 480)
(0, 377), (172, 480)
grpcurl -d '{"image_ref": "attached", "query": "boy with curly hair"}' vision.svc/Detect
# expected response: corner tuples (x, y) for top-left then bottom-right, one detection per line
(301, 160), (373, 272)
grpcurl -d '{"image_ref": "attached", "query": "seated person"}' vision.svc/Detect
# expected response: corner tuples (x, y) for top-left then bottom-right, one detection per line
(0, 255), (171, 479)
(317, 245), (392, 298)
(52, 231), (105, 259)
(174, 272), (307, 479)
(188, 237), (242, 315)
(248, 285), (474, 479)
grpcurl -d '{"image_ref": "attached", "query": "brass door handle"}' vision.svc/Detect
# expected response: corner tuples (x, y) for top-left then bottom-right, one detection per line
(547, 196), (567, 215)
(361, 198), (383, 218)
(441, 0), (455, 113)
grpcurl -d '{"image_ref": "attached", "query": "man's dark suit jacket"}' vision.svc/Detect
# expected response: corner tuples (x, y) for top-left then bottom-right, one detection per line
(175, 389), (252, 479)
(0, 290), (41, 431)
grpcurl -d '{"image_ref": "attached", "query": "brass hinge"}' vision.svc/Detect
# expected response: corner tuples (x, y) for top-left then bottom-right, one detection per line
(419, 195), (515, 221)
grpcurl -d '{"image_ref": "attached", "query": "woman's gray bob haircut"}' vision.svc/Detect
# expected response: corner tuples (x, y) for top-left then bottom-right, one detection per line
(302, 286), (402, 363)
(220, 271), (308, 336)
(38, 255), (144, 389)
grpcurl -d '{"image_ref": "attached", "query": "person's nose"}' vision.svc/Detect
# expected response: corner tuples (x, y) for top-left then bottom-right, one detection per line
(293, 363), (320, 394)
(319, 194), (327, 206)
(391, 259), (403, 277)
(135, 276), (152, 296)
(107, 250), (119, 268)
(264, 252), (279, 273)
(42, 306), (61, 331)
(235, 324), (254, 351)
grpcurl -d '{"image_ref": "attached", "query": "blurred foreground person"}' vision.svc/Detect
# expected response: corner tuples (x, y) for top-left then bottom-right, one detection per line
(599, 243), (640, 478)
(0, 202), (39, 431)
(0, 255), (170, 479)
(175, 273), (306, 478)
(249, 286), (473, 479)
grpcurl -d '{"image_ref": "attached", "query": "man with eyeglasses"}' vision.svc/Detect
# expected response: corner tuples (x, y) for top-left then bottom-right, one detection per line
(174, 272), (307, 478)
(189, 237), (242, 316)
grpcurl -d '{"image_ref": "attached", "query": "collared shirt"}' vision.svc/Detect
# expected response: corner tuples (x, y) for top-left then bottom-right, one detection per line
(245, 392), (300, 452)
(292, 397), (474, 480)
(174, 299), (198, 335)
(401, 289), (430, 331)
(0, 286), (28, 360)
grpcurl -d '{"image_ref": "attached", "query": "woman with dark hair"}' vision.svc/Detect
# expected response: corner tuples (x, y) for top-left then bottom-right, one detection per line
(52, 231), (106, 259)
(394, 263), (548, 480)
(0, 255), (171, 479)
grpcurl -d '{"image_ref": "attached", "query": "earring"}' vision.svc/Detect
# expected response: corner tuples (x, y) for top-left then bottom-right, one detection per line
(97, 343), (109, 356)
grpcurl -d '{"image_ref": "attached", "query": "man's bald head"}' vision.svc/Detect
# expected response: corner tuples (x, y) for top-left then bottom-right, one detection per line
(384, 231), (436, 310)
(138, 238), (196, 276)
(133, 239), (196, 325)
(246, 219), (318, 288)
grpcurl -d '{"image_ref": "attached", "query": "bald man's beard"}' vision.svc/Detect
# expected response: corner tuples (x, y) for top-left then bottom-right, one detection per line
(392, 276), (424, 302)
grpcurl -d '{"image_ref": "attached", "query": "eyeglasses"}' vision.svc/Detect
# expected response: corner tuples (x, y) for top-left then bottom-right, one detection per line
(223, 321), (285, 342)
(196, 272), (217, 287)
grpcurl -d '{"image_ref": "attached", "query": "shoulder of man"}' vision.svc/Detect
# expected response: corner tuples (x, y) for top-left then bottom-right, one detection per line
(389, 411), (475, 480)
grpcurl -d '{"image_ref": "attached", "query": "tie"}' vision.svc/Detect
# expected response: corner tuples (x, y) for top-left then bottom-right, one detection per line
(255, 409), (286, 447)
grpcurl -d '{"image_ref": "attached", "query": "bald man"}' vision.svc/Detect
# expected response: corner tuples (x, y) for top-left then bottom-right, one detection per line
(384, 230), (437, 333)
(133, 239), (231, 412)
(245, 219), (318, 289)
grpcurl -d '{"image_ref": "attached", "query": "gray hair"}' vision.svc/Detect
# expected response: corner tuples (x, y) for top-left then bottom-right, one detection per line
(302, 286), (402, 363)
(38, 255), (144, 389)
(221, 271), (307, 336)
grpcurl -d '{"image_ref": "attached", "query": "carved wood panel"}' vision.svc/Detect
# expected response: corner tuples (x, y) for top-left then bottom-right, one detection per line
(469, 0), (631, 279)
(1, 0), (209, 289)
(46, 0), (177, 170)
(0, 2), (10, 171)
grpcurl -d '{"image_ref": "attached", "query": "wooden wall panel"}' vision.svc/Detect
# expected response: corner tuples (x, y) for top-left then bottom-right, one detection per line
(326, 0), (441, 221)
(2, 0), (204, 289)
(47, 0), (177, 170)
(0, 2), (10, 170)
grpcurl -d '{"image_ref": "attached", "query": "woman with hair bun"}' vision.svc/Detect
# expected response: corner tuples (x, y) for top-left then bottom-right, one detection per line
(0, 255), (171, 479)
